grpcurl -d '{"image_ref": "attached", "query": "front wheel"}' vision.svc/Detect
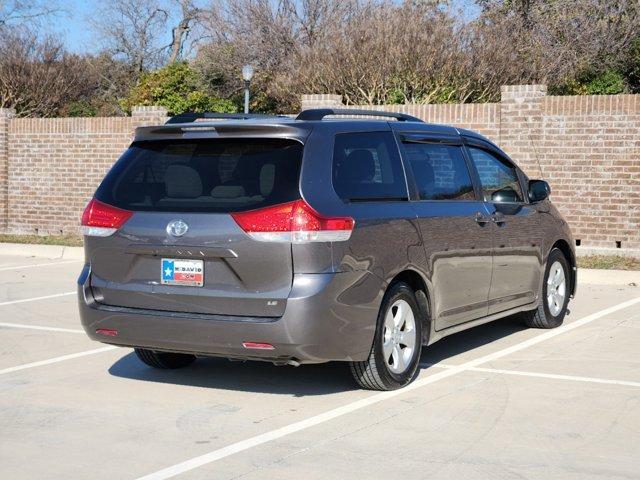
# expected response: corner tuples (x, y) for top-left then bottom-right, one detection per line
(521, 248), (570, 329)
(350, 282), (423, 390)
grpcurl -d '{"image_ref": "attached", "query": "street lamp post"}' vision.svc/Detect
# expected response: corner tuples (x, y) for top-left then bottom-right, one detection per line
(242, 64), (254, 114)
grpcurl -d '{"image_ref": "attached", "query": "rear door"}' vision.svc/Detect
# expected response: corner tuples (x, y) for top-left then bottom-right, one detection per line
(87, 137), (303, 317)
(398, 134), (494, 329)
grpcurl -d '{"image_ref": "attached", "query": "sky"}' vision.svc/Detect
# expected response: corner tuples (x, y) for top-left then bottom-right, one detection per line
(42, 0), (191, 54)
(42, 0), (480, 55)
(46, 0), (96, 53)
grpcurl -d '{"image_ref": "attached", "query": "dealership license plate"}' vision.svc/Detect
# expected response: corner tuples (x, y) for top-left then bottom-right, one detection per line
(161, 258), (204, 287)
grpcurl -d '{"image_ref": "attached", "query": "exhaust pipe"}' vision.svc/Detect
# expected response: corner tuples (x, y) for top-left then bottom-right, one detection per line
(272, 359), (301, 367)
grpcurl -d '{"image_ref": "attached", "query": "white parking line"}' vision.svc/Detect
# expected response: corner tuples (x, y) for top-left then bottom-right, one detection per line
(0, 260), (81, 272)
(135, 296), (640, 480)
(0, 291), (75, 307)
(0, 346), (117, 375)
(0, 322), (84, 334)
(426, 364), (640, 388)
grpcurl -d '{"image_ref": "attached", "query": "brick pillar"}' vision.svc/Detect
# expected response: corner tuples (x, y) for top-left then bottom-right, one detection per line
(131, 105), (169, 129)
(0, 108), (15, 233)
(300, 94), (343, 111)
(499, 85), (547, 178)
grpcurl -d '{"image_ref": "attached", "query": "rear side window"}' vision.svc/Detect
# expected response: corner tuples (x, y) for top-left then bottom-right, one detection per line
(95, 138), (302, 212)
(332, 132), (408, 201)
(401, 142), (475, 201)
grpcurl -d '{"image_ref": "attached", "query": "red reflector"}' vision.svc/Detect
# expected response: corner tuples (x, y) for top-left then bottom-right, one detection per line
(231, 200), (354, 243)
(81, 198), (133, 229)
(96, 328), (118, 337)
(242, 342), (275, 350)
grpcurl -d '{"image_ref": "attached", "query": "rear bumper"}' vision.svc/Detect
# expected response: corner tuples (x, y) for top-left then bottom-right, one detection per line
(78, 266), (382, 363)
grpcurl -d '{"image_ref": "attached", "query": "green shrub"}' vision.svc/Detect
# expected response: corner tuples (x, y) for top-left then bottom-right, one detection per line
(551, 69), (627, 95)
(625, 37), (640, 93)
(64, 101), (99, 117)
(583, 70), (626, 95)
(120, 62), (237, 115)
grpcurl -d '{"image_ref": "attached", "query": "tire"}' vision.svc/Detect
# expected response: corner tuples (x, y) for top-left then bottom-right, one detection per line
(134, 348), (197, 369)
(521, 248), (570, 329)
(350, 282), (423, 390)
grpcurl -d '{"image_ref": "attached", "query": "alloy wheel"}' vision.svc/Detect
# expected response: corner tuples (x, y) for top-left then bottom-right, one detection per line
(546, 261), (566, 316)
(382, 299), (417, 374)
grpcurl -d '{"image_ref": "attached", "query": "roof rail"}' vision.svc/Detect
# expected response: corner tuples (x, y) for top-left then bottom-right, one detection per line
(295, 108), (423, 122)
(165, 112), (284, 124)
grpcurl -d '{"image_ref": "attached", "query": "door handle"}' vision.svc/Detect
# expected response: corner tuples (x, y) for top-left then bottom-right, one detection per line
(491, 212), (506, 225)
(474, 212), (490, 225)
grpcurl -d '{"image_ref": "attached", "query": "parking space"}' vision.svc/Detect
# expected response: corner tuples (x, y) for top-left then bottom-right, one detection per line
(0, 255), (639, 480)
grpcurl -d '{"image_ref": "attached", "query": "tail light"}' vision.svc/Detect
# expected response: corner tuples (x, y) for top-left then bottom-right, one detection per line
(231, 200), (354, 243)
(81, 198), (133, 237)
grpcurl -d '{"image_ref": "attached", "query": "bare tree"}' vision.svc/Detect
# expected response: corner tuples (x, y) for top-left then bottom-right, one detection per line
(5, 0), (639, 117)
(0, 0), (60, 27)
(91, 0), (170, 73)
(168, 0), (202, 64)
(91, 0), (208, 73)
(0, 31), (94, 116)
(197, 0), (471, 109)
(294, 1), (467, 105)
(196, 0), (357, 109)
(83, 53), (140, 116)
(468, 0), (640, 98)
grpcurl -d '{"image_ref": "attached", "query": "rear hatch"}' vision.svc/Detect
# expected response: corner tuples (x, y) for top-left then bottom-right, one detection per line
(86, 136), (303, 317)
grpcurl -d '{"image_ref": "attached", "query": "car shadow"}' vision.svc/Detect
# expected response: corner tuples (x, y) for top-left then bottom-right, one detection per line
(420, 316), (526, 366)
(109, 353), (356, 397)
(108, 316), (527, 397)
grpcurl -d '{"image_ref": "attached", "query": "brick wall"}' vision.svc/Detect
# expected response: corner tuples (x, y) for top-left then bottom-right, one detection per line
(539, 94), (640, 249)
(0, 86), (638, 249)
(302, 86), (640, 249)
(0, 108), (15, 232)
(5, 107), (167, 235)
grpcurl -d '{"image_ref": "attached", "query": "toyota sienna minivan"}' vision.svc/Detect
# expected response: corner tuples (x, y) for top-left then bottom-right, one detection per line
(78, 109), (576, 390)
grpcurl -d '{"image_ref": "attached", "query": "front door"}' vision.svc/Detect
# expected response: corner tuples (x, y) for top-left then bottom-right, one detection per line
(466, 146), (543, 315)
(399, 137), (494, 329)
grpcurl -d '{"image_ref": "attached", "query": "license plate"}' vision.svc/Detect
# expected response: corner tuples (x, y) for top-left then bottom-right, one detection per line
(161, 258), (204, 287)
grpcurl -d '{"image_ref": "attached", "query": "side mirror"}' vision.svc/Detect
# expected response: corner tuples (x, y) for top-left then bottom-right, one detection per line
(491, 186), (520, 203)
(528, 180), (550, 203)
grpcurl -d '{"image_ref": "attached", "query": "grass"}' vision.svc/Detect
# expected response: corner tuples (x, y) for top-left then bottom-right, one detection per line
(578, 255), (640, 271)
(0, 233), (83, 247)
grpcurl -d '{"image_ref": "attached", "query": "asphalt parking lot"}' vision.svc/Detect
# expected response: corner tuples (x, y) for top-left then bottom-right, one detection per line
(1, 255), (639, 480)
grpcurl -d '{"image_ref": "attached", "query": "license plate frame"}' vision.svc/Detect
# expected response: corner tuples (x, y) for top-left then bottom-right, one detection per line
(161, 258), (204, 287)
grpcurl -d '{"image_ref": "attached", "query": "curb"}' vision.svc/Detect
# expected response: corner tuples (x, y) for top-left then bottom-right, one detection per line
(576, 246), (640, 258)
(578, 269), (639, 286)
(0, 243), (84, 260)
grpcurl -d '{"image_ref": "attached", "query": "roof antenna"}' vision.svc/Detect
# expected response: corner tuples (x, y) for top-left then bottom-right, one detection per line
(524, 115), (544, 179)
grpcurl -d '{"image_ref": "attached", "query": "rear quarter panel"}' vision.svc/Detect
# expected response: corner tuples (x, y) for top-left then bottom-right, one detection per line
(296, 122), (426, 309)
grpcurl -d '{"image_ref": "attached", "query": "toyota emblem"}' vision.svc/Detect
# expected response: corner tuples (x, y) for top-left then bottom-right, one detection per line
(167, 219), (189, 237)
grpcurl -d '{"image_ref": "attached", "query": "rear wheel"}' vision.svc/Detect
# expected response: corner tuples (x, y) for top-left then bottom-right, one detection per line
(521, 248), (570, 329)
(350, 282), (423, 390)
(134, 348), (197, 369)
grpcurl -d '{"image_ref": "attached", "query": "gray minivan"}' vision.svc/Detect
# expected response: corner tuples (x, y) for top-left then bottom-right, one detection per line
(78, 109), (576, 390)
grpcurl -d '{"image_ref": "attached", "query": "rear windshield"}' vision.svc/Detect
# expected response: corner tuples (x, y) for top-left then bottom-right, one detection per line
(95, 138), (303, 212)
